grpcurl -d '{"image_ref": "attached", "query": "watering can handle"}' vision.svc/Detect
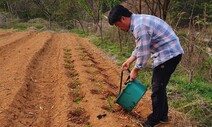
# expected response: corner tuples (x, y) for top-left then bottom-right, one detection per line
(118, 69), (131, 95)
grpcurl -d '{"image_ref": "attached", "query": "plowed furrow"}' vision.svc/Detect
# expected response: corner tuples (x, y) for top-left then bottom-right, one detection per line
(0, 32), (52, 110)
(75, 37), (154, 126)
(66, 35), (140, 127)
(1, 33), (73, 127)
(0, 31), (36, 55)
(0, 31), (14, 38)
(3, 34), (57, 127)
(0, 31), (32, 48)
(0, 32), (53, 127)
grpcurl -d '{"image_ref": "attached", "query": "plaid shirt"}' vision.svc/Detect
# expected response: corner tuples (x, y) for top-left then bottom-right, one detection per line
(130, 14), (184, 68)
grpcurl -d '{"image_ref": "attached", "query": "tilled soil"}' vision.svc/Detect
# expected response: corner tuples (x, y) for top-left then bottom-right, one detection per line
(0, 30), (192, 127)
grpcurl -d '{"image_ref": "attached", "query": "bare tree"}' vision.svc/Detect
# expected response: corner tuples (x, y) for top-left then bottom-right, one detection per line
(76, 0), (104, 41)
(143, 0), (170, 20)
(32, 0), (59, 28)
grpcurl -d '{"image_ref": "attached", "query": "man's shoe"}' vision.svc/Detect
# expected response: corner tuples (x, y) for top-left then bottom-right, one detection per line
(160, 116), (169, 123)
(142, 120), (160, 127)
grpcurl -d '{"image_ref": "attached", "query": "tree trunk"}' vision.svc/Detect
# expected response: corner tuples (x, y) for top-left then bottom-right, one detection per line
(96, 23), (103, 43)
(162, 0), (170, 21)
(189, 70), (193, 83)
(139, 0), (142, 14)
(48, 15), (51, 28)
(77, 20), (85, 33)
(118, 29), (122, 52)
(6, 2), (13, 17)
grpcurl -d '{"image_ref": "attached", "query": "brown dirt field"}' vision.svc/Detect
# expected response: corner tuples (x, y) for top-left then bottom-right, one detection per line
(0, 30), (193, 127)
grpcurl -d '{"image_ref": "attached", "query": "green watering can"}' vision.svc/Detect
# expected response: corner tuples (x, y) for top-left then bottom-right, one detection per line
(115, 69), (147, 111)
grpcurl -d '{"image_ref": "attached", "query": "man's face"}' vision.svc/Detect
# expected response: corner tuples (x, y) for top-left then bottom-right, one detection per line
(114, 16), (130, 32)
(114, 21), (129, 32)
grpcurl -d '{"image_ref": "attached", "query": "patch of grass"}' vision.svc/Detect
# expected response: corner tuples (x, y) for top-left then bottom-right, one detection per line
(11, 22), (46, 31)
(170, 70), (212, 101)
(184, 82), (212, 100)
(69, 29), (89, 37)
(168, 70), (212, 127)
(169, 90), (212, 127)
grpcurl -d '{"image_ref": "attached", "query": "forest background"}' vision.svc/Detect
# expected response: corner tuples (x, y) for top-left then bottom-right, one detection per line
(0, 0), (211, 126)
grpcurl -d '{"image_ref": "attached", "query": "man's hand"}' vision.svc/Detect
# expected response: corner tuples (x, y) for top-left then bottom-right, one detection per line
(130, 67), (139, 81)
(122, 61), (130, 70)
(121, 56), (137, 70)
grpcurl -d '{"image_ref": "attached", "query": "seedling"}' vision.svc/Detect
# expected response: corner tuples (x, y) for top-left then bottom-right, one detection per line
(101, 96), (115, 112)
(67, 69), (78, 77)
(73, 90), (84, 103)
(64, 63), (74, 69)
(73, 81), (81, 88)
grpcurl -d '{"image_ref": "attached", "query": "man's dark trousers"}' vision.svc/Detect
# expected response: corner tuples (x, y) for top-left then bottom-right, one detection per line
(147, 54), (182, 123)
